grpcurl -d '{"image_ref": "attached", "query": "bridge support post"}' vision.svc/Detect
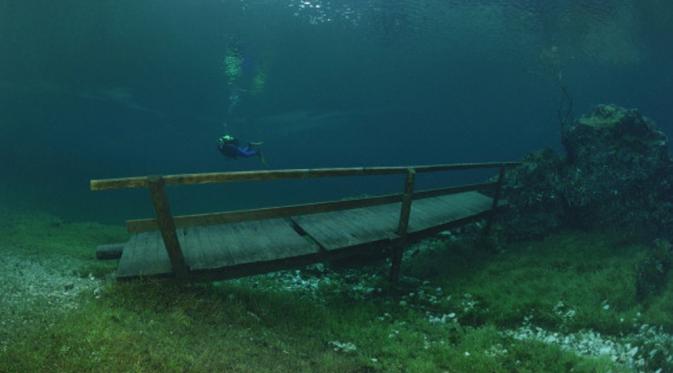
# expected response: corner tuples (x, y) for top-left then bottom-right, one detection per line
(148, 176), (189, 279)
(390, 168), (416, 283)
(483, 166), (506, 236)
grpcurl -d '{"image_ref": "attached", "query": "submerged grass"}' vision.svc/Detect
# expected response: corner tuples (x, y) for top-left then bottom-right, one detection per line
(1, 209), (671, 372)
(406, 232), (652, 334)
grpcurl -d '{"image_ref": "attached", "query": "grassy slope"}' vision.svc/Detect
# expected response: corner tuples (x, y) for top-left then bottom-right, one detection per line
(1, 210), (670, 372)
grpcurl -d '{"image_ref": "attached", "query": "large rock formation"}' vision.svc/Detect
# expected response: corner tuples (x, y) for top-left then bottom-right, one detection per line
(501, 104), (673, 240)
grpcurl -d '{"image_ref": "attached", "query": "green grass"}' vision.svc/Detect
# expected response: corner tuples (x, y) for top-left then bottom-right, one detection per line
(1, 280), (627, 373)
(1, 209), (127, 257)
(406, 232), (653, 334)
(1, 210), (671, 372)
(0, 208), (126, 277)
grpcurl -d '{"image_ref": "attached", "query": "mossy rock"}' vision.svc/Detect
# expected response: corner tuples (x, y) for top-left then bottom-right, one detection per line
(577, 104), (627, 129)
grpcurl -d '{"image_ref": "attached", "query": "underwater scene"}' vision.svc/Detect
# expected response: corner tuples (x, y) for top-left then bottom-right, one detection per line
(2, 0), (673, 371)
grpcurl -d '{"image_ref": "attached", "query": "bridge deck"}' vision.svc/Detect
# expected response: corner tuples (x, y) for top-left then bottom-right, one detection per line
(116, 191), (496, 280)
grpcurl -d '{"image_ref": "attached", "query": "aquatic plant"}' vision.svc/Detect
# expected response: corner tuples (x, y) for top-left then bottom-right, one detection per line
(636, 239), (673, 302)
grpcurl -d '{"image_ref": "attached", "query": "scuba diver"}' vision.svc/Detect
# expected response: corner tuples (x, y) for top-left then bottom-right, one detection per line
(217, 134), (267, 166)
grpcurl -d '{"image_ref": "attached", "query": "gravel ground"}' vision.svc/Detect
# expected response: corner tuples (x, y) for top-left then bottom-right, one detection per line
(506, 320), (673, 372)
(0, 251), (102, 353)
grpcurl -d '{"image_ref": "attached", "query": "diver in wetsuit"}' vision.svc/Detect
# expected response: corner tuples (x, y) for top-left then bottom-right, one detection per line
(217, 134), (267, 165)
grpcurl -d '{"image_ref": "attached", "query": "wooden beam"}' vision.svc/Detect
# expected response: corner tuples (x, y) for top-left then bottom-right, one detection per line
(96, 243), (125, 260)
(483, 167), (506, 235)
(90, 176), (148, 191)
(147, 176), (189, 279)
(397, 169), (416, 236)
(127, 193), (404, 233)
(90, 161), (521, 191)
(391, 168), (416, 283)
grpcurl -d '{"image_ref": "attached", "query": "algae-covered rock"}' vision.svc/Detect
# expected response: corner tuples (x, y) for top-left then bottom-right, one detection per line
(577, 104), (631, 128)
(499, 149), (566, 240)
(501, 104), (673, 240)
(563, 104), (669, 165)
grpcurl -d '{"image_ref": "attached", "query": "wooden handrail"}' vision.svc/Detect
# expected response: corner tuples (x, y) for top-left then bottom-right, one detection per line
(90, 161), (521, 191)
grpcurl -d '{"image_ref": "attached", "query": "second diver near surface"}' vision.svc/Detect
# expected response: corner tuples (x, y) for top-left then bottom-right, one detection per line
(216, 134), (267, 166)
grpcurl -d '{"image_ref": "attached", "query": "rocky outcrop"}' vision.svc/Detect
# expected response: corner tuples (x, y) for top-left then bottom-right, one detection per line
(501, 104), (673, 240)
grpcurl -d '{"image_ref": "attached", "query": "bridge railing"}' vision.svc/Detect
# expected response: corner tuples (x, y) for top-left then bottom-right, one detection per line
(90, 161), (520, 280)
(91, 162), (520, 231)
(90, 162), (519, 190)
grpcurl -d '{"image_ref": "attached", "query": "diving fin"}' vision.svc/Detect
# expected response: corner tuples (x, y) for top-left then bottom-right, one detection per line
(258, 151), (268, 167)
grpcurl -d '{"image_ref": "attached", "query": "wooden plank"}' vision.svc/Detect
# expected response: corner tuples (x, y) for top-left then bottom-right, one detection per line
(449, 192), (493, 214)
(142, 231), (173, 276)
(226, 222), (271, 265)
(189, 225), (234, 270)
(90, 162), (521, 191)
(407, 192), (493, 234)
(406, 203), (437, 228)
(117, 231), (173, 278)
(249, 220), (298, 260)
(328, 209), (388, 243)
(180, 226), (206, 269)
(408, 199), (449, 233)
(119, 232), (150, 278)
(244, 219), (316, 261)
(234, 221), (274, 264)
(413, 182), (497, 200)
(116, 235), (139, 278)
(185, 219), (317, 271)
(213, 223), (253, 266)
(292, 213), (360, 250)
(435, 193), (482, 214)
(432, 192), (482, 212)
(201, 226), (238, 269)
(293, 206), (398, 251)
(127, 193), (403, 233)
(188, 251), (325, 282)
(419, 195), (470, 219)
(348, 204), (399, 236)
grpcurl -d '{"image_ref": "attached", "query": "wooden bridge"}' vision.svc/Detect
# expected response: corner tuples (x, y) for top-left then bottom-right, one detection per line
(90, 162), (519, 282)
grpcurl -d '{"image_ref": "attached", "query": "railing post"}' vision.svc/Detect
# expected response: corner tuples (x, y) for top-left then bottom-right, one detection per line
(147, 175), (189, 279)
(390, 168), (416, 283)
(483, 166), (506, 236)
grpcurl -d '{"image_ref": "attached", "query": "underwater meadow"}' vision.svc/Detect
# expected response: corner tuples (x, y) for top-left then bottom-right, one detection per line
(2, 1), (673, 372)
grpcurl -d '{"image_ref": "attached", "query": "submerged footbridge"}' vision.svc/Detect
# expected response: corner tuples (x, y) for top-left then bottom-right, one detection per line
(90, 161), (519, 282)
